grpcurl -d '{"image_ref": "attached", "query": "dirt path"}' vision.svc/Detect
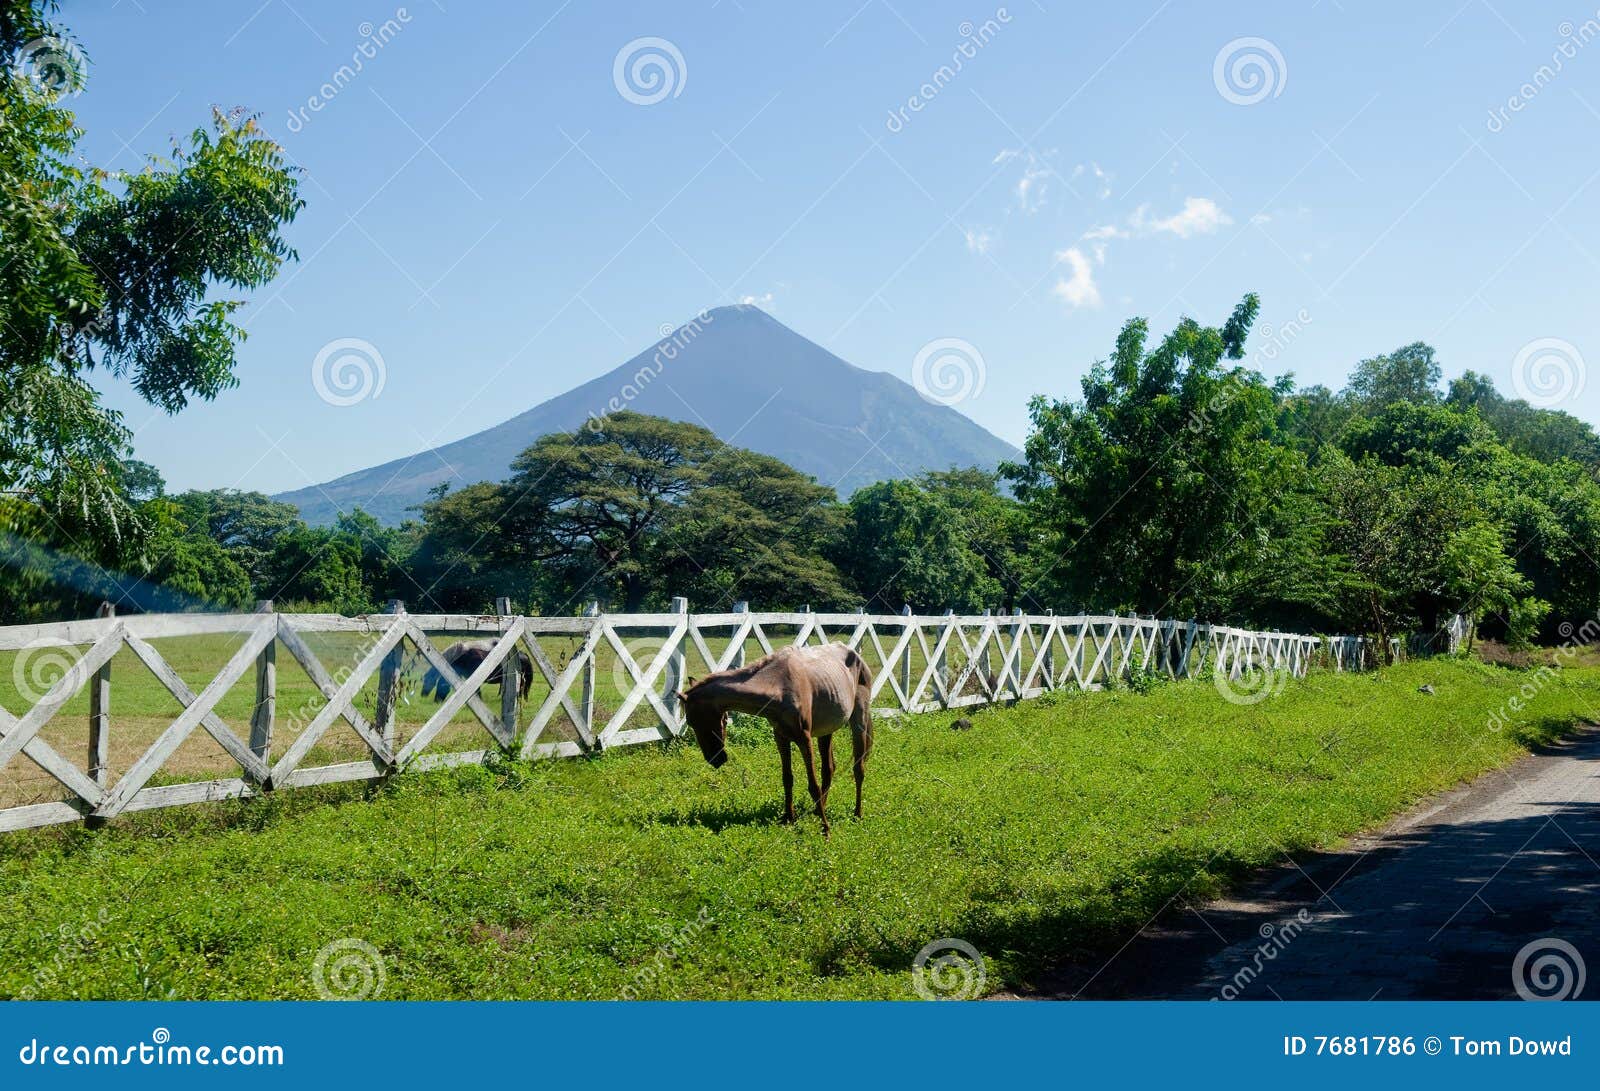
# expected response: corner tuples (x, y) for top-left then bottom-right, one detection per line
(1007, 726), (1600, 1000)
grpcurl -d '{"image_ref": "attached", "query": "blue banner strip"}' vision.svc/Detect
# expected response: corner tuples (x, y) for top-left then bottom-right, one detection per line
(3, 1001), (1594, 1088)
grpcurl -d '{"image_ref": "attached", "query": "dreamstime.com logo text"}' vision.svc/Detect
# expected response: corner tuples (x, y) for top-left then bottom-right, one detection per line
(585, 310), (714, 432)
(17, 1029), (284, 1067)
(884, 10), (1013, 133)
(1485, 13), (1600, 133)
(1214, 909), (1314, 999)
(620, 907), (714, 998)
(285, 10), (413, 132)
(1484, 615), (1600, 734)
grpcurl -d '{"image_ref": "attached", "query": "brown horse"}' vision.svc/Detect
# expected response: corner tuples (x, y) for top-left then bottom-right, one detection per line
(678, 643), (874, 835)
(420, 640), (532, 702)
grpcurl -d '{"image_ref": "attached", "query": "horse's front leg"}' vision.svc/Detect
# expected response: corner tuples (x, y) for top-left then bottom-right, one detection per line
(775, 732), (796, 824)
(795, 727), (827, 836)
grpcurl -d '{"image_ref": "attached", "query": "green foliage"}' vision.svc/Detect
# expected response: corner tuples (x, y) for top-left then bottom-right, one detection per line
(0, 0), (300, 606)
(1004, 294), (1325, 621)
(834, 478), (1000, 612)
(1345, 342), (1442, 410)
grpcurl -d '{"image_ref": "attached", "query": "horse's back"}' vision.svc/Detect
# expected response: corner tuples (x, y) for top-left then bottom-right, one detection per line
(778, 643), (868, 733)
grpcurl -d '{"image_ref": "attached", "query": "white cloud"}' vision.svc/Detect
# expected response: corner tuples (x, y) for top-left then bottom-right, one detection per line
(1137, 196), (1232, 238)
(1082, 223), (1125, 241)
(1051, 246), (1101, 310)
(1069, 162), (1113, 199)
(963, 226), (994, 255)
(739, 291), (774, 307)
(996, 147), (1056, 214)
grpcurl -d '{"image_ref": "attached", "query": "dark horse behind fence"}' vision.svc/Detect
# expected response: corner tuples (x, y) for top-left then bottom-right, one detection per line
(420, 640), (533, 701)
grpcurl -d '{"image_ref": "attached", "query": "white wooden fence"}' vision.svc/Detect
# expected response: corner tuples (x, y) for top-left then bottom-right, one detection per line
(0, 601), (1360, 833)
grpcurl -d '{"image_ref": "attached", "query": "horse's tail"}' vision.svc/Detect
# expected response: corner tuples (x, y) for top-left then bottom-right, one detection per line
(843, 645), (874, 689)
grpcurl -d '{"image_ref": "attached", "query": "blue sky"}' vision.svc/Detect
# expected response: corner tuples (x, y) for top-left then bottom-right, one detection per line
(65, 0), (1600, 494)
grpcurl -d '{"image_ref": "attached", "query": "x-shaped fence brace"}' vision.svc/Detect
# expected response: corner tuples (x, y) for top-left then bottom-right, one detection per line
(0, 606), (1357, 832)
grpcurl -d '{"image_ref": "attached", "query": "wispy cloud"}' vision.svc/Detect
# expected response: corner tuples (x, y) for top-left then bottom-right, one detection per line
(995, 147), (1056, 214)
(1132, 196), (1232, 238)
(1051, 246), (1101, 309)
(963, 226), (995, 255)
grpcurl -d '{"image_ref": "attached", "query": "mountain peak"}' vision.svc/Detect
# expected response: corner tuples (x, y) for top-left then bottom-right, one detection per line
(276, 308), (1018, 525)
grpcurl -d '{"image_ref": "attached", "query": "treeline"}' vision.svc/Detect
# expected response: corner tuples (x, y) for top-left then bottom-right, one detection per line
(6, 295), (1600, 653)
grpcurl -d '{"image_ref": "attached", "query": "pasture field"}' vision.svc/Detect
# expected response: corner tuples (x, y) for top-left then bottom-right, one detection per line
(1, 656), (1595, 1000)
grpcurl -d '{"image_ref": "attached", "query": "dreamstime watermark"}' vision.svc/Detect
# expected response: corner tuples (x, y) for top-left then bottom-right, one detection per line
(10, 35), (86, 97)
(11, 638), (85, 705)
(911, 937), (987, 999)
(613, 37), (686, 105)
(584, 310), (714, 432)
(610, 636), (673, 699)
(620, 907), (713, 998)
(1213, 658), (1291, 705)
(1485, 14), (1600, 133)
(1483, 616), (1600, 734)
(1214, 909), (1314, 999)
(1187, 308), (1312, 434)
(14, 908), (113, 1001)
(1510, 337), (1585, 408)
(284, 10), (413, 133)
(884, 9), (1013, 133)
(911, 338), (986, 407)
(1212, 37), (1286, 105)
(312, 337), (387, 407)
(1512, 937), (1587, 1000)
(311, 937), (387, 999)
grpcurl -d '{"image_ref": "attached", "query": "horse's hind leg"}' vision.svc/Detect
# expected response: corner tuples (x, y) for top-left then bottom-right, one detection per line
(850, 698), (873, 819)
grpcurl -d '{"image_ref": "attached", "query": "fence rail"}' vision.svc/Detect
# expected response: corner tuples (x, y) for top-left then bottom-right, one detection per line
(0, 602), (1369, 833)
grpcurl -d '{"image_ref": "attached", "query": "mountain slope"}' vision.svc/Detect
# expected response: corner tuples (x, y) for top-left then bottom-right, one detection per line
(276, 305), (1019, 525)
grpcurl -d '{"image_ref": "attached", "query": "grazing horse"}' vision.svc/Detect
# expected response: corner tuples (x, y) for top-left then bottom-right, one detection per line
(678, 643), (874, 836)
(420, 640), (532, 702)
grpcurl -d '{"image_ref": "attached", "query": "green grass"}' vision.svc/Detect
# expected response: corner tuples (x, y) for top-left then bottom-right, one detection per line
(2, 656), (1597, 1000)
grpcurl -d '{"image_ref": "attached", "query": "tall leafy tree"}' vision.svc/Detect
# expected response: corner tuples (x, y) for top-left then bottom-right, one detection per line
(0, 1), (301, 555)
(1005, 294), (1320, 621)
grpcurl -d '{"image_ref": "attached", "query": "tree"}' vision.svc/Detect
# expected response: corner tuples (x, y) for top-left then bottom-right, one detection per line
(1004, 294), (1320, 622)
(0, 1), (301, 552)
(168, 490), (303, 589)
(427, 413), (850, 612)
(1343, 342), (1442, 410)
(1447, 370), (1600, 469)
(833, 479), (1000, 613)
(1318, 453), (1527, 657)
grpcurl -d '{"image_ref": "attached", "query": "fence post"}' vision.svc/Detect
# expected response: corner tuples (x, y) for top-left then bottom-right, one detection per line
(899, 605), (913, 707)
(581, 601), (600, 746)
(1009, 607), (1024, 697)
(375, 599), (404, 757)
(939, 609), (954, 706)
(248, 600), (275, 770)
(663, 596), (688, 726)
(1044, 608), (1056, 690)
(496, 596), (520, 749)
(731, 601), (748, 668)
(88, 601), (114, 787)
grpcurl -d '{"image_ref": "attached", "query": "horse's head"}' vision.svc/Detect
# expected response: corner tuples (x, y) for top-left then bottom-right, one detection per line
(680, 690), (728, 769)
